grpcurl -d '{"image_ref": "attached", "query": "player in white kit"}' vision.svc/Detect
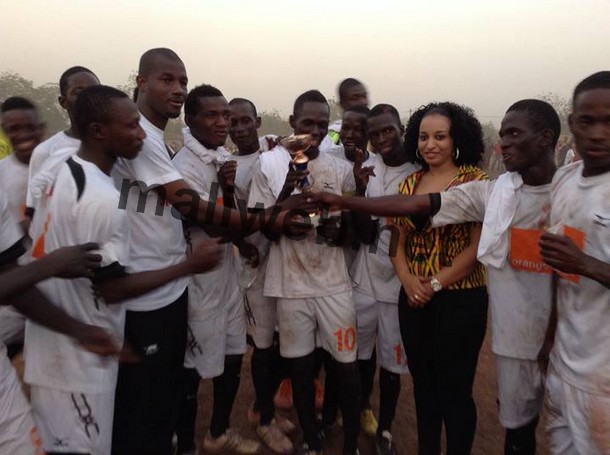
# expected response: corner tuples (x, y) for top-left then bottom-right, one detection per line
(539, 71), (610, 455)
(24, 85), (222, 455)
(0, 96), (45, 352)
(350, 104), (418, 454)
(173, 85), (259, 455)
(248, 90), (360, 455)
(229, 97), (296, 454)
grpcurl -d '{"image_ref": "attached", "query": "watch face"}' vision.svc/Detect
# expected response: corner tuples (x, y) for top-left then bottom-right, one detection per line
(431, 279), (442, 292)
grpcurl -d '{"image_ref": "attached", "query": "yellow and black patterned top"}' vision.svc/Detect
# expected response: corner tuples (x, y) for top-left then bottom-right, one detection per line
(394, 165), (488, 290)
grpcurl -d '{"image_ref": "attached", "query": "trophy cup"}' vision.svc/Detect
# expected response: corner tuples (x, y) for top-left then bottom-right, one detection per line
(280, 134), (314, 190)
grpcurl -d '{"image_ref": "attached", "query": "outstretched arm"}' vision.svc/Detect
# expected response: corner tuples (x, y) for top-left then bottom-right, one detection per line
(311, 192), (435, 218)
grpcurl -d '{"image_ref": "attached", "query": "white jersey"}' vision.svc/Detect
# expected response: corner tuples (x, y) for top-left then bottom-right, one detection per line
(351, 155), (419, 303)
(24, 156), (129, 394)
(234, 151), (262, 204)
(0, 191), (25, 364)
(0, 191), (25, 360)
(248, 147), (354, 298)
(0, 154), (29, 222)
(26, 131), (79, 209)
(548, 162), (610, 395)
(172, 143), (239, 317)
(112, 114), (189, 311)
(432, 178), (553, 360)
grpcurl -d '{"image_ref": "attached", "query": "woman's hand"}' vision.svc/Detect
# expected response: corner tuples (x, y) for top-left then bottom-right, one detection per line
(401, 274), (434, 308)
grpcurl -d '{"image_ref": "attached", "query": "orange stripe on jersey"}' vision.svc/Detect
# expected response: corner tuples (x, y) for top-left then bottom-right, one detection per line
(31, 214), (51, 259)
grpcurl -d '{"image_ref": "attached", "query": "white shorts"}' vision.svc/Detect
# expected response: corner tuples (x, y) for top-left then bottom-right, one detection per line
(353, 290), (408, 374)
(185, 297), (247, 379)
(0, 355), (44, 455)
(277, 290), (357, 363)
(0, 306), (25, 345)
(30, 385), (114, 454)
(244, 287), (277, 350)
(545, 365), (610, 455)
(496, 356), (544, 429)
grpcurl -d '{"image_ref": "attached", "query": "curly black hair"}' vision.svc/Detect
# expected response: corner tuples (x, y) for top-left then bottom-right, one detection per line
(404, 102), (484, 169)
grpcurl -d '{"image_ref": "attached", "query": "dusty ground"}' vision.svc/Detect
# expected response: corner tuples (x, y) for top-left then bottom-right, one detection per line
(195, 325), (550, 455)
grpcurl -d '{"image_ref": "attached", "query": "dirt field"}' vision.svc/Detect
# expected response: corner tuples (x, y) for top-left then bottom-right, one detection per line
(195, 325), (550, 455)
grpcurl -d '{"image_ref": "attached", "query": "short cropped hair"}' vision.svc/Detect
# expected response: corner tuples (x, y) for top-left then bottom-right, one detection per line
(293, 90), (328, 117)
(59, 66), (97, 96)
(338, 78), (364, 101)
(184, 84), (225, 117)
(138, 48), (182, 77)
(573, 71), (610, 107)
(73, 85), (129, 139)
(229, 98), (258, 117)
(506, 99), (561, 148)
(369, 103), (400, 125)
(1, 96), (35, 113)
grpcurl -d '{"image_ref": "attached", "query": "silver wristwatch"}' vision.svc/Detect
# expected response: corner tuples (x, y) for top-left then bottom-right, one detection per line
(429, 277), (443, 292)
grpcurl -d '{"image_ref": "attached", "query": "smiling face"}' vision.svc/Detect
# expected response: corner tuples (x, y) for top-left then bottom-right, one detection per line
(498, 110), (546, 173)
(1, 108), (44, 164)
(186, 96), (230, 149)
(569, 88), (610, 176)
(417, 113), (454, 168)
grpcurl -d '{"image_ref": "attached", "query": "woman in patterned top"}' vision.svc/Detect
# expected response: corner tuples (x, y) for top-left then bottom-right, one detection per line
(391, 102), (488, 455)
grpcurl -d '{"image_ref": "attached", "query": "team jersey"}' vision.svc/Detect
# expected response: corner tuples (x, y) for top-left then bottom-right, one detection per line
(111, 114), (189, 311)
(172, 143), (240, 317)
(548, 162), (610, 395)
(248, 147), (354, 298)
(350, 155), (419, 303)
(24, 156), (129, 394)
(0, 154), (29, 222)
(26, 131), (79, 209)
(433, 178), (553, 359)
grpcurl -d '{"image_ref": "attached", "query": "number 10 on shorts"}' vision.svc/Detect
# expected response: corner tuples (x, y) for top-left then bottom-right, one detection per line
(334, 327), (356, 352)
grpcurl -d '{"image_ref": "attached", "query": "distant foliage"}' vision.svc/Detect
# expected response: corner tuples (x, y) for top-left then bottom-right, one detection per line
(259, 109), (291, 137)
(0, 72), (68, 135)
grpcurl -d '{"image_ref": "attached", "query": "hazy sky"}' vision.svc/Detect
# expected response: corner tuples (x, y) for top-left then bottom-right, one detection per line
(1, 0), (609, 123)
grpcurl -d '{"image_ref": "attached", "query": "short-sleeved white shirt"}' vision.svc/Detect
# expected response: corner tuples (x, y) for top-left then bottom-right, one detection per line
(172, 144), (239, 317)
(26, 131), (80, 209)
(0, 192), (25, 386)
(248, 148), (354, 298)
(112, 115), (189, 311)
(0, 154), (29, 222)
(433, 178), (553, 359)
(24, 156), (129, 394)
(350, 155), (419, 303)
(548, 162), (610, 395)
